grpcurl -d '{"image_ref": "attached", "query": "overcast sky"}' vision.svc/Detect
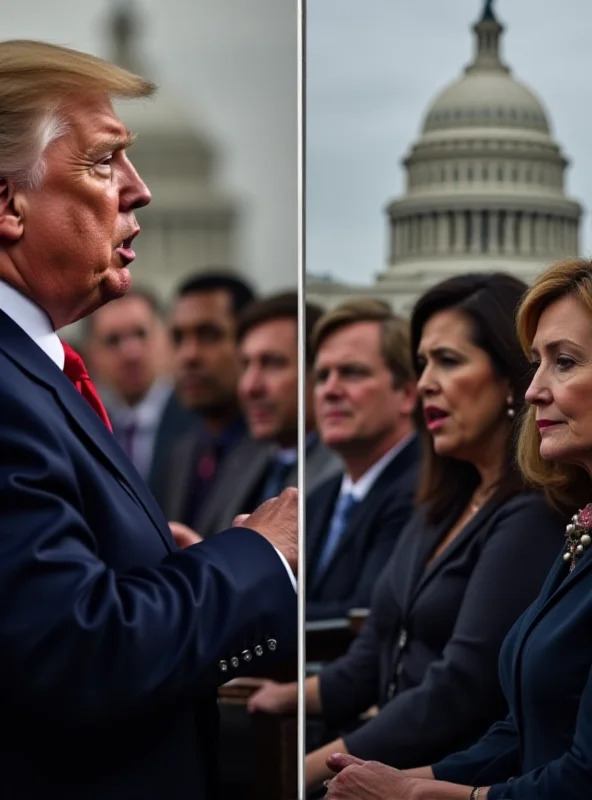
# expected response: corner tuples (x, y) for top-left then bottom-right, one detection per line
(307, 0), (592, 285)
(1, 0), (297, 292)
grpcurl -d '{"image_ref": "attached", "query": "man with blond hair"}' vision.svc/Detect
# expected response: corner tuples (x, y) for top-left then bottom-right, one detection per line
(0, 40), (296, 798)
(305, 299), (419, 619)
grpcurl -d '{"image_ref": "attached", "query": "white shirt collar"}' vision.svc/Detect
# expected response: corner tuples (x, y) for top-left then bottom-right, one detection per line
(0, 279), (64, 369)
(341, 433), (415, 502)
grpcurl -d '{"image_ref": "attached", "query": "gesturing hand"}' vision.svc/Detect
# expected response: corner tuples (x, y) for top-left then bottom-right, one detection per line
(325, 754), (416, 799)
(233, 487), (298, 575)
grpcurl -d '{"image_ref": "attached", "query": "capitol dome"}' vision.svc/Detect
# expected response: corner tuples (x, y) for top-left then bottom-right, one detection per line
(424, 72), (549, 136)
(374, 0), (583, 312)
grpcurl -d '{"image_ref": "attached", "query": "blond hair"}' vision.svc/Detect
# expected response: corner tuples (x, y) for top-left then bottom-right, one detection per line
(517, 257), (592, 514)
(0, 40), (155, 187)
(311, 298), (414, 386)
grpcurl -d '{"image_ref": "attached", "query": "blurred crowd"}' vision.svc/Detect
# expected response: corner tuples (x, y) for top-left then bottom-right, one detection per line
(84, 272), (341, 544)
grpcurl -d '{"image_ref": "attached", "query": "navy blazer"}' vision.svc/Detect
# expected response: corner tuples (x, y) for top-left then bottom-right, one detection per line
(305, 437), (420, 620)
(319, 491), (564, 768)
(0, 311), (296, 799)
(433, 518), (592, 799)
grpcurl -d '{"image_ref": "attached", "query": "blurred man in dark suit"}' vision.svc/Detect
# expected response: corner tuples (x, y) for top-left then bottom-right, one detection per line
(0, 41), (296, 799)
(84, 287), (198, 509)
(161, 272), (255, 531)
(196, 292), (341, 537)
(306, 300), (420, 620)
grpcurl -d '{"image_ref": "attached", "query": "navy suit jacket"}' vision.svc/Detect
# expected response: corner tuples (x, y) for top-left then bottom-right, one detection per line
(433, 519), (592, 799)
(319, 492), (563, 768)
(0, 311), (296, 799)
(305, 437), (420, 620)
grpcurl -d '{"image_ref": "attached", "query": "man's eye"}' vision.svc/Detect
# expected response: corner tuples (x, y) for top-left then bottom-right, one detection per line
(96, 154), (113, 169)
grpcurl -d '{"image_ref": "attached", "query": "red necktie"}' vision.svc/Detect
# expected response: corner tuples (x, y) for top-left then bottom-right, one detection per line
(61, 341), (113, 432)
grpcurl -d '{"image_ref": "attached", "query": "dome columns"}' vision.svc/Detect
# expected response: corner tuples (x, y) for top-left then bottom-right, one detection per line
(387, 204), (580, 265)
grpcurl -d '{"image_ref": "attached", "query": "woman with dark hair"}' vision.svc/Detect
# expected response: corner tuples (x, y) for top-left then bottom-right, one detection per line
(249, 273), (564, 793)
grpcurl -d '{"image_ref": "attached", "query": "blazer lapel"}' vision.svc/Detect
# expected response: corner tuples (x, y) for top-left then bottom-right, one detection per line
(0, 313), (173, 552)
(326, 439), (420, 570)
(410, 496), (499, 605)
(166, 435), (202, 521)
(510, 541), (592, 726)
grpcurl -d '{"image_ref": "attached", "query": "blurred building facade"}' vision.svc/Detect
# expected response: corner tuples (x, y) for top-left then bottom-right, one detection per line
(109, 2), (239, 300)
(308, 1), (583, 314)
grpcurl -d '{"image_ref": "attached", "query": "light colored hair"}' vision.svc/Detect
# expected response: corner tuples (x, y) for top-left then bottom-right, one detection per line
(311, 298), (414, 386)
(517, 257), (592, 514)
(0, 40), (155, 187)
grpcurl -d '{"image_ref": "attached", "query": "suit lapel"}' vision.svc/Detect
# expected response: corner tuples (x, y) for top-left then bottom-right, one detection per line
(510, 541), (592, 727)
(0, 312), (172, 552)
(329, 443), (419, 567)
(410, 496), (498, 605)
(167, 435), (202, 521)
(197, 438), (272, 534)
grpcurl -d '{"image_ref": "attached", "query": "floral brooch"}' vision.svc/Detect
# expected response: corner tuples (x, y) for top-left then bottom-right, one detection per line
(564, 504), (592, 572)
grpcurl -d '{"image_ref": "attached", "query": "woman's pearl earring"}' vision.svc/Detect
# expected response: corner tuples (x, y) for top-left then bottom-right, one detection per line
(507, 395), (515, 419)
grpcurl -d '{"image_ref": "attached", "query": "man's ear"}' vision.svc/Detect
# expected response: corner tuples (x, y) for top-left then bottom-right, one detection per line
(398, 380), (418, 417)
(0, 179), (25, 241)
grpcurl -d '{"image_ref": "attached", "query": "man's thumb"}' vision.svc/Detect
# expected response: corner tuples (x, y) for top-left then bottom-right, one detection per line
(326, 752), (365, 773)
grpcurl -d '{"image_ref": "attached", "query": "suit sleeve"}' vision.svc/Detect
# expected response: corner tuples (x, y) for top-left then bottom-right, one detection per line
(432, 712), (521, 786)
(319, 604), (383, 724)
(306, 493), (414, 620)
(0, 396), (296, 727)
(487, 667), (592, 798)
(341, 495), (562, 767)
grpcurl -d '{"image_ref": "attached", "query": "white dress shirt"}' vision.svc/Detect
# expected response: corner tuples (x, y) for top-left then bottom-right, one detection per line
(0, 279), (297, 590)
(340, 433), (416, 502)
(0, 279), (64, 367)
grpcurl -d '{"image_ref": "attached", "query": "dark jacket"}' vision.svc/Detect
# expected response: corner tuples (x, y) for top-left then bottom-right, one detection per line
(434, 522), (592, 799)
(319, 491), (564, 769)
(0, 311), (296, 799)
(306, 436), (420, 620)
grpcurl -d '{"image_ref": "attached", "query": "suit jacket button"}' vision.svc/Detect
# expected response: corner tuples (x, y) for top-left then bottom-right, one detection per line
(219, 660), (229, 672)
(267, 638), (277, 652)
(254, 645), (264, 657)
(241, 649), (253, 663)
(230, 656), (240, 668)
(387, 682), (396, 700)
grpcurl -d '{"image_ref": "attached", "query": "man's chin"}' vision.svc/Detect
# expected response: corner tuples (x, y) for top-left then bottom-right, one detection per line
(103, 267), (132, 300)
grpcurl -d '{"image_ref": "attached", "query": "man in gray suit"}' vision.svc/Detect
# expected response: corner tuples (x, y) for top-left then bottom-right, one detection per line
(194, 292), (341, 538)
(160, 272), (256, 529)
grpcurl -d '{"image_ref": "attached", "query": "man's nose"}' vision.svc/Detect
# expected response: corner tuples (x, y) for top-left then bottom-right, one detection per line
(240, 367), (265, 397)
(121, 158), (152, 210)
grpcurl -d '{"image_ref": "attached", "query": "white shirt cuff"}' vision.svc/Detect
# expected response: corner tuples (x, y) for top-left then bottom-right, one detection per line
(272, 545), (297, 592)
